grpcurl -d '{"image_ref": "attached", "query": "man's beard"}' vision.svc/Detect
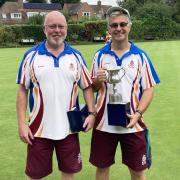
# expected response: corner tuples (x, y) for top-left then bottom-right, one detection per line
(47, 34), (67, 49)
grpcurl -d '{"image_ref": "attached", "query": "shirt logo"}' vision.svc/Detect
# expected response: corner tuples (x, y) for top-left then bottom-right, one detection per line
(69, 63), (75, 71)
(104, 62), (111, 66)
(38, 65), (45, 68)
(128, 60), (134, 69)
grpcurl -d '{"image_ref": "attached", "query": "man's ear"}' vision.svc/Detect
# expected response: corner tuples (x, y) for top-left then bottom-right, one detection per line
(42, 25), (46, 34)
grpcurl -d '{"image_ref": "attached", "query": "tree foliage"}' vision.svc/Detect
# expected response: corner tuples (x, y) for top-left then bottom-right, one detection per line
(117, 0), (179, 23)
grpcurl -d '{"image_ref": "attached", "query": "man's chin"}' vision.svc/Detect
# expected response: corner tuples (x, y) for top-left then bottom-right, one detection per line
(113, 37), (124, 42)
(49, 39), (64, 48)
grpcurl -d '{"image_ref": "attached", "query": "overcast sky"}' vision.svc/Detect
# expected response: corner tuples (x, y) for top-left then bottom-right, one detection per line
(81, 0), (118, 6)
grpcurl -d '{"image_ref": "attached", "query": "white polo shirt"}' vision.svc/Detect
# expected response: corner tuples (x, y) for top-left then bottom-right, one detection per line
(91, 41), (160, 134)
(17, 41), (92, 140)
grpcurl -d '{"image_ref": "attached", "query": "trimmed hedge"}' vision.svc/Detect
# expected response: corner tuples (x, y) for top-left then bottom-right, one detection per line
(84, 20), (107, 41)
(0, 19), (180, 46)
(0, 25), (45, 44)
(67, 24), (85, 41)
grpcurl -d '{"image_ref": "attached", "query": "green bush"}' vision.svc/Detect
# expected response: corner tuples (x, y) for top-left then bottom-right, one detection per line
(0, 27), (8, 43)
(26, 15), (44, 25)
(4, 25), (45, 43)
(20, 25), (45, 42)
(0, 19), (179, 46)
(0, 26), (15, 44)
(67, 24), (85, 41)
(141, 16), (179, 40)
(129, 19), (144, 40)
(84, 20), (107, 41)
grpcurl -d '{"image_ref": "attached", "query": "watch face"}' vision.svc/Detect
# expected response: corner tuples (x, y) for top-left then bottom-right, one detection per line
(88, 112), (97, 117)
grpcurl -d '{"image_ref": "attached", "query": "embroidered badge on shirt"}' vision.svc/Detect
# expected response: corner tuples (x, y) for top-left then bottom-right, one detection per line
(38, 65), (45, 68)
(69, 63), (75, 71)
(128, 60), (134, 69)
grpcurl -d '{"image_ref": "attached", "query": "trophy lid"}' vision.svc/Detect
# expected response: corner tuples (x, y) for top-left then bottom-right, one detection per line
(107, 67), (121, 72)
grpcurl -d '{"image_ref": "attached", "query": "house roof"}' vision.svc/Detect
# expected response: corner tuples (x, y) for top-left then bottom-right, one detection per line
(23, 3), (62, 10)
(91, 4), (111, 15)
(0, 2), (20, 13)
(63, 2), (111, 16)
(64, 3), (83, 15)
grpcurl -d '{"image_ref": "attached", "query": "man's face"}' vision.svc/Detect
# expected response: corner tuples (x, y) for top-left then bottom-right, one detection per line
(108, 15), (131, 42)
(44, 13), (67, 49)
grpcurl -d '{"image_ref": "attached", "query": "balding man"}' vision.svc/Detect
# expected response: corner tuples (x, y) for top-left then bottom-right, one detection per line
(16, 11), (95, 180)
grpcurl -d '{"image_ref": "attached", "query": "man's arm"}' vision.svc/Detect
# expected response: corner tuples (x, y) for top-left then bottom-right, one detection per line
(82, 86), (96, 132)
(127, 87), (154, 128)
(16, 84), (33, 145)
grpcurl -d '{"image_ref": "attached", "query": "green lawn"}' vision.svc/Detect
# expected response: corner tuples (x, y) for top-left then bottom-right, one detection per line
(0, 41), (180, 180)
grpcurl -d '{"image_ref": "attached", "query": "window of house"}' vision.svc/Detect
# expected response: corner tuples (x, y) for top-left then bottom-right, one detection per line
(83, 12), (91, 17)
(27, 12), (39, 18)
(11, 13), (22, 19)
(2, 13), (7, 19)
(40, 12), (47, 16)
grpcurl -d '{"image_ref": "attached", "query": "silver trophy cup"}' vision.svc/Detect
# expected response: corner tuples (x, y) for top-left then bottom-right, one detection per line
(107, 68), (125, 104)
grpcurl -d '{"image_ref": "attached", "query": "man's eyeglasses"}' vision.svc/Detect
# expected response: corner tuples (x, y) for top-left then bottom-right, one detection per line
(109, 22), (129, 28)
(45, 24), (66, 30)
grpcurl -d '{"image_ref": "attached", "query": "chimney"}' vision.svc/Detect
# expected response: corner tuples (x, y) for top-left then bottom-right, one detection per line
(17, 0), (23, 9)
(98, 0), (101, 7)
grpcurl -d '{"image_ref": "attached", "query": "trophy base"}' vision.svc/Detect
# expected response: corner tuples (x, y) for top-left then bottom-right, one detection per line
(109, 94), (122, 104)
(107, 103), (130, 127)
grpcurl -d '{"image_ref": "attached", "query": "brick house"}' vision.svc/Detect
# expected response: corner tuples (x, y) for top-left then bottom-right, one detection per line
(63, 0), (111, 21)
(0, 0), (62, 24)
(0, 0), (111, 24)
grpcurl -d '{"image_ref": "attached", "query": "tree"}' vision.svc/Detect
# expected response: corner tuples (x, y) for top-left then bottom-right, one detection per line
(172, 1), (180, 22)
(165, 0), (177, 6)
(0, 0), (6, 7)
(117, 0), (138, 16)
(117, 0), (164, 7)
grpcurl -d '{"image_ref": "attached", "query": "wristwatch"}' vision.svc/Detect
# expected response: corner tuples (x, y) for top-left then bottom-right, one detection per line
(135, 109), (143, 116)
(88, 111), (97, 118)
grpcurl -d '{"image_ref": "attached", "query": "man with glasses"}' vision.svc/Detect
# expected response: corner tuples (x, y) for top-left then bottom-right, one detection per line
(89, 7), (160, 180)
(16, 11), (96, 180)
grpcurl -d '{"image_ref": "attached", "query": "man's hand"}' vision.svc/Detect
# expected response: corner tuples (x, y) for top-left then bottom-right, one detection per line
(92, 68), (107, 91)
(96, 68), (107, 83)
(126, 112), (141, 128)
(83, 115), (95, 132)
(18, 124), (34, 145)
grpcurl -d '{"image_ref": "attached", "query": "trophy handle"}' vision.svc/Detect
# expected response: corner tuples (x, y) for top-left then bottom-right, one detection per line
(113, 83), (116, 95)
(119, 68), (126, 81)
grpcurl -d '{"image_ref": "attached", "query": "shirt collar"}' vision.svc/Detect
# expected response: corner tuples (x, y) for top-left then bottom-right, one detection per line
(102, 41), (142, 56)
(38, 40), (74, 57)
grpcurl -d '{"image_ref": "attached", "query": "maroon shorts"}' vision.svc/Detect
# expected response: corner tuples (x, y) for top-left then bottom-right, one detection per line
(25, 134), (82, 179)
(89, 129), (151, 172)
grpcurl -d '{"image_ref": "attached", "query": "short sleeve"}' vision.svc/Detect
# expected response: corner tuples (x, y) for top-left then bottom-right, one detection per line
(141, 53), (160, 90)
(16, 53), (32, 90)
(90, 52), (99, 79)
(76, 54), (92, 89)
